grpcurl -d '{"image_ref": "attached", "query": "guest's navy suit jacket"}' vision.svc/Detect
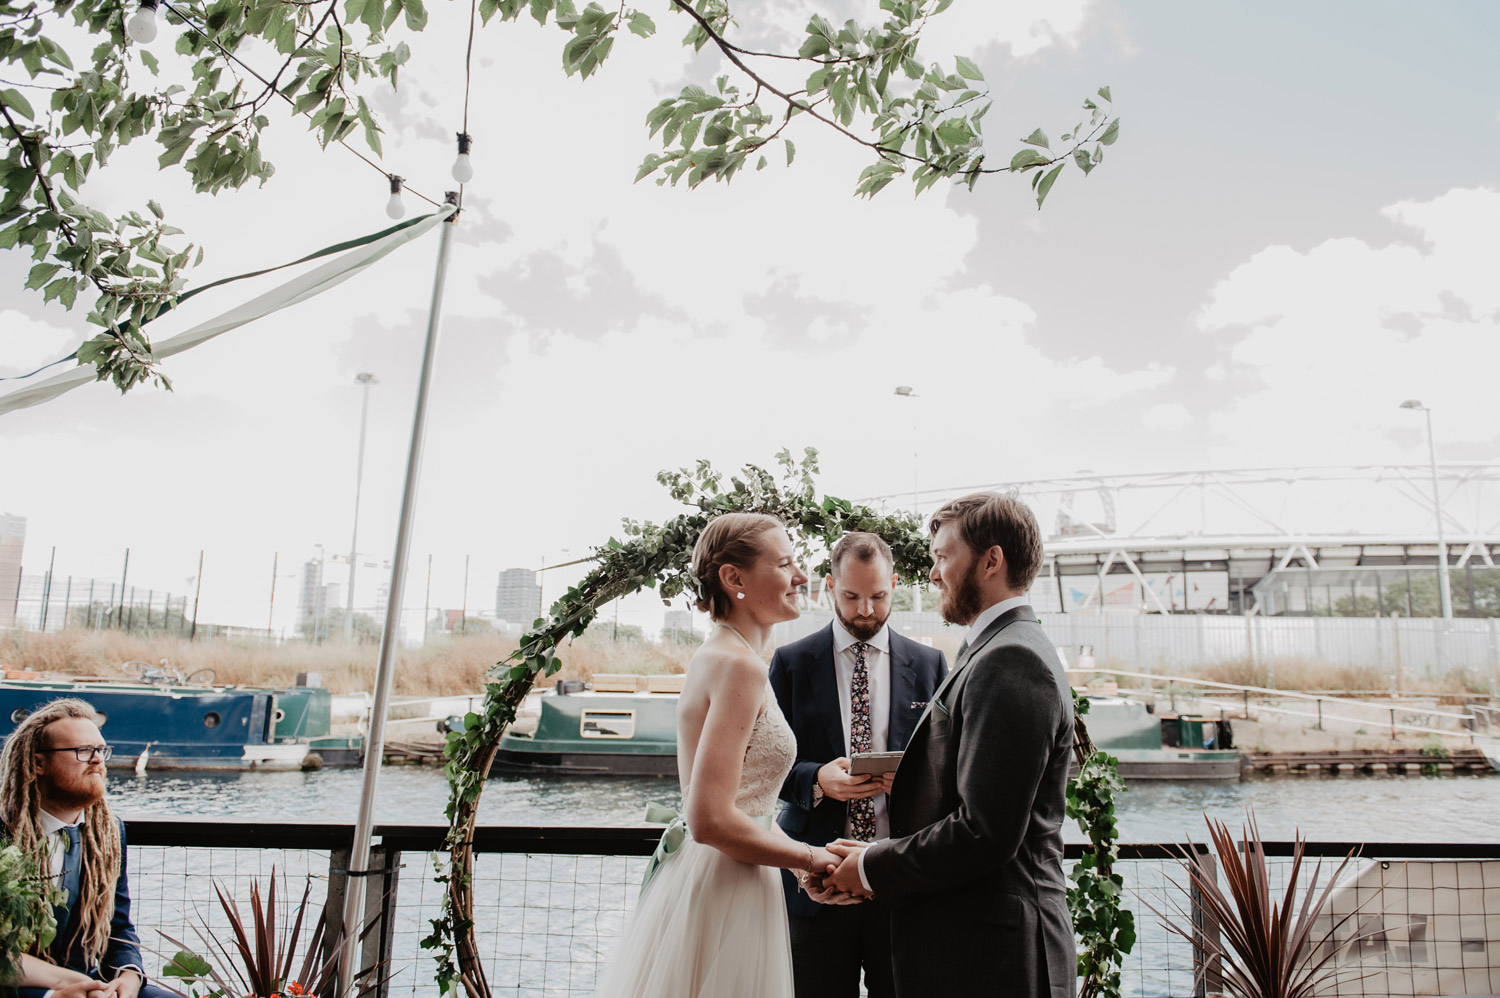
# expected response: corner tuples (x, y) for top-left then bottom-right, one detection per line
(769, 623), (947, 917)
(0, 814), (145, 993)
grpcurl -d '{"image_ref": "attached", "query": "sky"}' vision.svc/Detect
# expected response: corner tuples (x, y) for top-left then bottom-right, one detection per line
(1, 0), (1497, 636)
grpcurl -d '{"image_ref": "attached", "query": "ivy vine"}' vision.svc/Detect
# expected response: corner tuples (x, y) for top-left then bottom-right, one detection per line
(423, 448), (1130, 998)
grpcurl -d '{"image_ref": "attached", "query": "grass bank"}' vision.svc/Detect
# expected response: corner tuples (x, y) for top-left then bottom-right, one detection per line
(0, 629), (693, 696)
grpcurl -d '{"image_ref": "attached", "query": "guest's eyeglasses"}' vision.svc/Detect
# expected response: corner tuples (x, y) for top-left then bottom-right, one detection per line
(41, 744), (113, 762)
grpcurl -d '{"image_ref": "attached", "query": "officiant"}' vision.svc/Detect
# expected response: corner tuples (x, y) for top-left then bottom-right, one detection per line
(769, 532), (947, 998)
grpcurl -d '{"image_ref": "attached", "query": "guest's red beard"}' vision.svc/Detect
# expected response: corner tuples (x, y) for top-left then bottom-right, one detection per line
(44, 767), (106, 811)
(938, 558), (986, 627)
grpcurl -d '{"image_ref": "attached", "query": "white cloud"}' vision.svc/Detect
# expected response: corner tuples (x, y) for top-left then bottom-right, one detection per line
(0, 310), (81, 377)
(1198, 187), (1500, 463)
(1142, 402), (1191, 431)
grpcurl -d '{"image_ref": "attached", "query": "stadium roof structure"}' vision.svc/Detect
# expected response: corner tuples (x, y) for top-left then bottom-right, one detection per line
(860, 464), (1500, 614)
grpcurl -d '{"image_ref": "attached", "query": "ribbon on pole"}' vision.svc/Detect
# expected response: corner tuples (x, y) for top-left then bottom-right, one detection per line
(0, 205), (456, 416)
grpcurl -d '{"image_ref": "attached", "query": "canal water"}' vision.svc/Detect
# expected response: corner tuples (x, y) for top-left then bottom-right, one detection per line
(112, 767), (1497, 998)
(110, 765), (1500, 841)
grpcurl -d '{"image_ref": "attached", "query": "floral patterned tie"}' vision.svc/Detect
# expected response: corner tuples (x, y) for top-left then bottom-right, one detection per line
(849, 641), (877, 841)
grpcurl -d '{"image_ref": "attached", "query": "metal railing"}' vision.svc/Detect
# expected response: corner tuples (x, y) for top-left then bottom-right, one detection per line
(119, 820), (1500, 998)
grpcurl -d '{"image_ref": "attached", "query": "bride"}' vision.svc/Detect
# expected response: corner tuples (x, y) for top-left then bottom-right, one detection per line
(594, 512), (845, 998)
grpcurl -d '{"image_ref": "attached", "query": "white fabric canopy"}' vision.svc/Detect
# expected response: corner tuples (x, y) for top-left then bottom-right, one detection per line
(0, 204), (455, 416)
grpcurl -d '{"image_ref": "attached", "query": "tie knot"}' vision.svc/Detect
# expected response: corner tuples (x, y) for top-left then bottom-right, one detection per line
(64, 824), (81, 848)
(853, 641), (869, 655)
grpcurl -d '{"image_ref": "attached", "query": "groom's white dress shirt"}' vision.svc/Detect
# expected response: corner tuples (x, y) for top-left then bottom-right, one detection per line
(829, 617), (891, 840)
(856, 594), (1031, 891)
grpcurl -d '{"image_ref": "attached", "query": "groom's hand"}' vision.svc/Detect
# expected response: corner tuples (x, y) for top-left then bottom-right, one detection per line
(825, 839), (872, 897)
(817, 758), (880, 801)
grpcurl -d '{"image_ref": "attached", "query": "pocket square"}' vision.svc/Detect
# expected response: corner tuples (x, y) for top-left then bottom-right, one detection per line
(910, 701), (927, 709)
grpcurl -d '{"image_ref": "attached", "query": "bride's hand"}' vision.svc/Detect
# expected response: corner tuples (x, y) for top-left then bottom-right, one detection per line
(808, 845), (841, 877)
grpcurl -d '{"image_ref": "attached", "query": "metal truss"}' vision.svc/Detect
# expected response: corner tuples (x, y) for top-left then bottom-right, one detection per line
(859, 465), (1500, 609)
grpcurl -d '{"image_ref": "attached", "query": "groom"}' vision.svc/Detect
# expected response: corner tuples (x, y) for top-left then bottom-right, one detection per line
(822, 492), (1075, 998)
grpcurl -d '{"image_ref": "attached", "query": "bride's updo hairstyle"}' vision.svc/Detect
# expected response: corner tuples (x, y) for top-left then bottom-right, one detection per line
(691, 512), (784, 620)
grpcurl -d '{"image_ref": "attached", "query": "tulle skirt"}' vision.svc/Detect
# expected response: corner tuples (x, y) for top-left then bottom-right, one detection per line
(594, 833), (794, 998)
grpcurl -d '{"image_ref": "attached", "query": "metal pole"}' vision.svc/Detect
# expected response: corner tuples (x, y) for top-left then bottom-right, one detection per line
(190, 550), (204, 640)
(40, 546), (55, 630)
(461, 554), (469, 634)
(118, 548), (129, 628)
(339, 200), (458, 994)
(345, 373), (379, 641)
(61, 576), (72, 631)
(268, 552), (279, 639)
(423, 553), (432, 645)
(1422, 408), (1454, 620)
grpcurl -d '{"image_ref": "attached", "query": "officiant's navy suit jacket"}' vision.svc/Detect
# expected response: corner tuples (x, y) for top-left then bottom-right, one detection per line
(769, 622), (946, 917)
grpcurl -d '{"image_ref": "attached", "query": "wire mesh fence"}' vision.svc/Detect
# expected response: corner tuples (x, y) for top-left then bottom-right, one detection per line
(119, 825), (1500, 998)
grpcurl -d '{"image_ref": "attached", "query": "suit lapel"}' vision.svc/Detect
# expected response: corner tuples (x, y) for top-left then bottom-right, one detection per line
(886, 634), (918, 748)
(909, 605), (1037, 737)
(807, 624), (846, 756)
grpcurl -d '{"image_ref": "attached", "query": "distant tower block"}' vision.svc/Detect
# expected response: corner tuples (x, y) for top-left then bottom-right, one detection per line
(0, 513), (24, 629)
(495, 567), (543, 627)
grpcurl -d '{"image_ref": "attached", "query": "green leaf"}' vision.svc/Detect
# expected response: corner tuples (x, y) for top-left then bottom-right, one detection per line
(404, 0), (429, 30)
(784, 139), (795, 166)
(1009, 148), (1045, 170)
(954, 55), (983, 81)
(1035, 163), (1063, 208)
(627, 11), (655, 37)
(1098, 118), (1120, 145)
(1097, 85), (1112, 102)
(25, 263), (60, 290)
(1, 89), (34, 120)
(1072, 147), (1094, 175)
(1021, 127), (1049, 149)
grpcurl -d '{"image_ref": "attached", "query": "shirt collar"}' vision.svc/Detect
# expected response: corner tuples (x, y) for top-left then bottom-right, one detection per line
(831, 617), (891, 656)
(964, 594), (1031, 647)
(38, 808), (81, 835)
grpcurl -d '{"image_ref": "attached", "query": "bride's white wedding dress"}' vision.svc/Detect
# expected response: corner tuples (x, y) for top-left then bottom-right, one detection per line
(594, 677), (797, 998)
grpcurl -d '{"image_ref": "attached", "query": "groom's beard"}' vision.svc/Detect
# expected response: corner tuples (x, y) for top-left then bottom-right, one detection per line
(938, 560), (986, 627)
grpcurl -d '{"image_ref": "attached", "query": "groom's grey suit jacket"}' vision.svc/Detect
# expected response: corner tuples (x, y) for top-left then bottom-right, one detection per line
(862, 604), (1075, 998)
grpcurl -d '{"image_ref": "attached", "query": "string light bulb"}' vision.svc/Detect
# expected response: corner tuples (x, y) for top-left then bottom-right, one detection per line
(126, 0), (160, 43)
(384, 175), (405, 219)
(451, 133), (474, 184)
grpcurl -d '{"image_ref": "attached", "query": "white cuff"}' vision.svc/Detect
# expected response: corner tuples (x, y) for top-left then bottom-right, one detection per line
(857, 846), (872, 893)
(42, 991), (55, 998)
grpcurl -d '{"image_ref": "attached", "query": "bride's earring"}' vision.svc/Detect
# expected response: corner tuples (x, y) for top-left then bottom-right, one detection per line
(735, 592), (745, 600)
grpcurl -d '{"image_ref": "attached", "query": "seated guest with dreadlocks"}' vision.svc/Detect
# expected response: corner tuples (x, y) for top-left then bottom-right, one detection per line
(0, 698), (172, 998)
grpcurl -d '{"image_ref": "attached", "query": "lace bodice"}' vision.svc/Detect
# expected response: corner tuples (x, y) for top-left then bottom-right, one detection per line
(734, 681), (797, 816)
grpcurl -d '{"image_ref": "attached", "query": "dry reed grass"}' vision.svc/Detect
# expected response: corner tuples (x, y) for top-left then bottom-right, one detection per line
(0, 628), (694, 695)
(1196, 656), (1491, 694)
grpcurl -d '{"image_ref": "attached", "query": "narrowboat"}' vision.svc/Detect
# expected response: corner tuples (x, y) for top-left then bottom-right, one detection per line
(492, 675), (1242, 780)
(0, 674), (359, 771)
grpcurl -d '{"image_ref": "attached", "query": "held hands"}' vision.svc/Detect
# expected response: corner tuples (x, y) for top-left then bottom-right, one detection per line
(817, 758), (895, 801)
(797, 844), (866, 905)
(824, 838), (873, 898)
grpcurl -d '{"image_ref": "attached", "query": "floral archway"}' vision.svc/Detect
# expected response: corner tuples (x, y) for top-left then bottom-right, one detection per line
(423, 450), (1132, 998)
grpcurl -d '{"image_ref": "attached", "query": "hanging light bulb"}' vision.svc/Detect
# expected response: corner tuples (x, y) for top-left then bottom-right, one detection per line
(384, 175), (406, 219)
(451, 133), (474, 184)
(126, 0), (160, 43)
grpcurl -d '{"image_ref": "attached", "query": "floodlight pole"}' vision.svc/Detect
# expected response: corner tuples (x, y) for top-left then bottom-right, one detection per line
(344, 371), (379, 640)
(1401, 401), (1453, 620)
(338, 198), (459, 994)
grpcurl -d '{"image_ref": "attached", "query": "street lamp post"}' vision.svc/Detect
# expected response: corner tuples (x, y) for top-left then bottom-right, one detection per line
(344, 372), (378, 640)
(1400, 400), (1454, 620)
(894, 386), (921, 613)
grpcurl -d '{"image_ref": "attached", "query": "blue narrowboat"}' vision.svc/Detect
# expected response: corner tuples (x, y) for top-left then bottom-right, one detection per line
(0, 676), (353, 771)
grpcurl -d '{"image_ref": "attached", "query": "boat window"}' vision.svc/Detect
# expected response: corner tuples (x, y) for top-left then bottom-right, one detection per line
(580, 710), (635, 739)
(203, 712), (221, 728)
(9, 708), (27, 723)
